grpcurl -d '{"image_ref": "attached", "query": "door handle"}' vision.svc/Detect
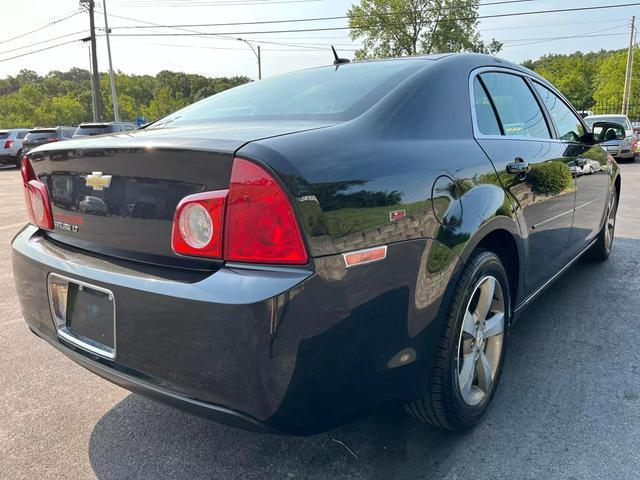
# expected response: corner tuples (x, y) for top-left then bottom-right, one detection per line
(506, 158), (531, 175)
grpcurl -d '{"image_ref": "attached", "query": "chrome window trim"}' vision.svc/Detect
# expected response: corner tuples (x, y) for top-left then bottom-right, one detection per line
(469, 66), (557, 142)
(47, 272), (116, 360)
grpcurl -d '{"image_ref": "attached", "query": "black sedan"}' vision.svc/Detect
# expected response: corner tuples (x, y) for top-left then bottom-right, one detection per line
(12, 53), (620, 435)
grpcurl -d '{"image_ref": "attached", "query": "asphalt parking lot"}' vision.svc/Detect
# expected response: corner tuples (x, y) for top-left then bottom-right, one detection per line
(1, 162), (640, 480)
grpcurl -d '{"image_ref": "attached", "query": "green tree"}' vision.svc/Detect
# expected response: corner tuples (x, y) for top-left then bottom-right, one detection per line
(141, 86), (189, 120)
(347, 0), (502, 60)
(0, 68), (250, 126)
(522, 51), (608, 110)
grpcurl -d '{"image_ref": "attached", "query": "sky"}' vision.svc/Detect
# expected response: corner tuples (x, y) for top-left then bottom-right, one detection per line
(0, 0), (637, 80)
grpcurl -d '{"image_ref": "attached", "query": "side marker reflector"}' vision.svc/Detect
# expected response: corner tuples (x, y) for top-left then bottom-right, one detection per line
(343, 246), (387, 268)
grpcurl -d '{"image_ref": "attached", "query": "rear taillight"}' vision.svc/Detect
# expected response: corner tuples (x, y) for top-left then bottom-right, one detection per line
(4, 139), (13, 149)
(171, 157), (308, 265)
(171, 190), (227, 258)
(21, 156), (53, 230)
(224, 158), (307, 264)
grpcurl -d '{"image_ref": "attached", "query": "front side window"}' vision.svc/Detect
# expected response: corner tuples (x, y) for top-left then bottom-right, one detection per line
(480, 72), (550, 139)
(533, 82), (585, 142)
(473, 77), (501, 136)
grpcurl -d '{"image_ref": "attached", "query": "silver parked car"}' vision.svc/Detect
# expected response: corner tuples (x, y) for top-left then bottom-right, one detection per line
(585, 114), (637, 161)
(0, 128), (30, 167)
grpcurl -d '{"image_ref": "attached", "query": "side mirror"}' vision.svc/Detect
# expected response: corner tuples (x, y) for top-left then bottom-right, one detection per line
(591, 121), (626, 143)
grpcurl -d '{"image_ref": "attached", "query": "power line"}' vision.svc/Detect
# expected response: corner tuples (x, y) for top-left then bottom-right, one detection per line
(0, 39), (82, 64)
(106, 0), (544, 30)
(106, 1), (640, 31)
(121, 27), (629, 53)
(200, 19), (632, 42)
(0, 10), (82, 46)
(98, 9), (358, 52)
(501, 24), (627, 44)
(0, 31), (86, 56)
(503, 32), (628, 48)
(114, 0), (537, 6)
(142, 41), (358, 52)
(106, 2), (640, 37)
(117, 0), (324, 6)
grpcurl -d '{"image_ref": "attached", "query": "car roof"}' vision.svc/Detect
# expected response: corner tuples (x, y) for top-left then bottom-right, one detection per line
(77, 122), (133, 127)
(30, 126), (74, 131)
(585, 114), (629, 120)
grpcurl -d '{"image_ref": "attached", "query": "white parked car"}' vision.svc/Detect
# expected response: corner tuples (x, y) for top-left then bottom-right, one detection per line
(0, 128), (30, 167)
(584, 114), (637, 161)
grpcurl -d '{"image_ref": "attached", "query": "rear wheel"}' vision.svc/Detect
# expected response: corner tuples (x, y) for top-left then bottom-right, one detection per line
(14, 150), (22, 168)
(405, 249), (510, 431)
(588, 186), (618, 261)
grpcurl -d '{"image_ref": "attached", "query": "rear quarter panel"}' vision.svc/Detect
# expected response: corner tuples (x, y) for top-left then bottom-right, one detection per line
(239, 54), (526, 303)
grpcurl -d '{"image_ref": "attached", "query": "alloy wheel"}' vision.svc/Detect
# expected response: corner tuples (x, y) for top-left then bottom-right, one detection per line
(604, 191), (617, 253)
(456, 275), (505, 406)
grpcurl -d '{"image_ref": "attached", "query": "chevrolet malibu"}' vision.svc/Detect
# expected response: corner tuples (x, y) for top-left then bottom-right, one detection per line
(13, 54), (620, 435)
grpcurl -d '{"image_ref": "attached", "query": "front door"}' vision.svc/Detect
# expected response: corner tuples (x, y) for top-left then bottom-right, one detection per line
(531, 81), (610, 252)
(472, 71), (577, 295)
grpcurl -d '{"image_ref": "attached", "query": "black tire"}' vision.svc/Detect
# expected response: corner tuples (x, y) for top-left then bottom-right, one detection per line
(405, 249), (511, 431)
(588, 185), (618, 261)
(14, 150), (22, 168)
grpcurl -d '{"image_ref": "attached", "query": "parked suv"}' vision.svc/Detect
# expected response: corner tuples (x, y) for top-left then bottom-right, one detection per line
(0, 128), (30, 167)
(22, 127), (76, 154)
(585, 114), (637, 161)
(73, 122), (137, 138)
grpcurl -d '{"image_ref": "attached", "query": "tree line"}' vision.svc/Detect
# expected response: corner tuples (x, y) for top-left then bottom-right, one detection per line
(0, 69), (250, 127)
(0, 47), (637, 128)
(522, 49), (640, 115)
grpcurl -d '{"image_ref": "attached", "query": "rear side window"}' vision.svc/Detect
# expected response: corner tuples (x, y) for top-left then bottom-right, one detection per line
(17, 131), (27, 139)
(533, 82), (585, 142)
(480, 72), (550, 139)
(473, 77), (501, 136)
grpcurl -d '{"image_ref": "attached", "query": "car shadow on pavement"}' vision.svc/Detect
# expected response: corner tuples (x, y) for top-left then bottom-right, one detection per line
(88, 395), (459, 480)
(88, 237), (640, 480)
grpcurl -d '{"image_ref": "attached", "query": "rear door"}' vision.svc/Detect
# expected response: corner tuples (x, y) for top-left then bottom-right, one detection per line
(531, 81), (609, 252)
(472, 70), (577, 295)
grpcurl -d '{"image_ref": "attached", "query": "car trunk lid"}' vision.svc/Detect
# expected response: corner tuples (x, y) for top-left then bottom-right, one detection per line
(27, 121), (332, 269)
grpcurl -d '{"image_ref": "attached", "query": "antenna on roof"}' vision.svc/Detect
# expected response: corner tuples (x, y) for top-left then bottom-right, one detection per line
(331, 46), (351, 66)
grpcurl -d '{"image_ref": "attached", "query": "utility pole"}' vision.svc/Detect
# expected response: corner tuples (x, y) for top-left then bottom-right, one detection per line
(258, 45), (262, 80)
(87, 43), (97, 121)
(622, 15), (635, 116)
(81, 0), (103, 121)
(102, 0), (120, 121)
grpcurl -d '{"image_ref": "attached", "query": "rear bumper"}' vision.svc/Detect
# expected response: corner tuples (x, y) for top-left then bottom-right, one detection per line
(28, 323), (275, 433)
(615, 150), (636, 159)
(0, 152), (18, 163)
(12, 226), (458, 434)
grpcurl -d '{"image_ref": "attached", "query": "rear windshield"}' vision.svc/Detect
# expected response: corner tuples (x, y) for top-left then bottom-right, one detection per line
(151, 60), (426, 126)
(0, 131), (9, 140)
(25, 130), (57, 140)
(74, 125), (110, 136)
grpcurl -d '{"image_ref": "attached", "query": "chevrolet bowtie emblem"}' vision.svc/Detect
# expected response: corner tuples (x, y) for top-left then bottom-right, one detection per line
(85, 172), (112, 191)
